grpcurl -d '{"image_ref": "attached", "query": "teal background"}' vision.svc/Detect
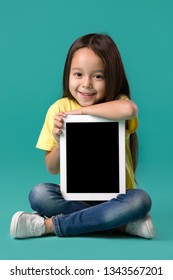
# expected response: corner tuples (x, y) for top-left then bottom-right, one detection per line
(0, 0), (173, 260)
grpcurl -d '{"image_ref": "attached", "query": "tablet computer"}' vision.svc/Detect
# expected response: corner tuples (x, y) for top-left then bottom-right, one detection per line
(60, 115), (126, 200)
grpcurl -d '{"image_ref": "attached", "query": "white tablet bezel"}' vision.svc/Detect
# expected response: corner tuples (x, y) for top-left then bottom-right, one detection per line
(60, 115), (126, 200)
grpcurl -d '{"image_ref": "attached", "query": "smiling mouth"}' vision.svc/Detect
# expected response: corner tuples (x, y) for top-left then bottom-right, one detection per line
(78, 91), (95, 96)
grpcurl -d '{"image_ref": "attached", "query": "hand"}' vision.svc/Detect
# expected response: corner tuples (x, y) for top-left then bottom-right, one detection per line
(52, 112), (66, 142)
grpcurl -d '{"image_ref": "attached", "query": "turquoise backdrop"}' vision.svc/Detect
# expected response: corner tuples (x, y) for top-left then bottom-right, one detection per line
(0, 0), (173, 260)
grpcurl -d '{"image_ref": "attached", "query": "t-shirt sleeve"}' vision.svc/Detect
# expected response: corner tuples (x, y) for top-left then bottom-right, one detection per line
(36, 106), (57, 151)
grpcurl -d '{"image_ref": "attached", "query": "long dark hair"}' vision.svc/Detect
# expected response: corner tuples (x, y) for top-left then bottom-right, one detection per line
(62, 33), (138, 173)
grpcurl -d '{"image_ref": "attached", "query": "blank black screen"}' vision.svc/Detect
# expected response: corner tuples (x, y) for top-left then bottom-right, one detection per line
(66, 122), (119, 193)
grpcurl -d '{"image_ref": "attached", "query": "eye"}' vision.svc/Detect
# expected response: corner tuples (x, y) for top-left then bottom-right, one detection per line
(94, 74), (104, 80)
(74, 72), (82, 77)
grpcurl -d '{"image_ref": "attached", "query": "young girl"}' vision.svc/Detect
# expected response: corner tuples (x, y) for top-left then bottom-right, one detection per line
(10, 33), (156, 239)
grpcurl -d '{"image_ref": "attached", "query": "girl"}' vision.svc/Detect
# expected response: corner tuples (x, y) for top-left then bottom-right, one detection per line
(10, 33), (156, 239)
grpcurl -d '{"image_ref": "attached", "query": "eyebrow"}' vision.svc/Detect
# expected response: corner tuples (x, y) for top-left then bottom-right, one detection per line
(71, 67), (104, 72)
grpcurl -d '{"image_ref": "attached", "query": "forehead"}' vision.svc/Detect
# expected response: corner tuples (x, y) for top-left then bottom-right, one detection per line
(71, 48), (104, 69)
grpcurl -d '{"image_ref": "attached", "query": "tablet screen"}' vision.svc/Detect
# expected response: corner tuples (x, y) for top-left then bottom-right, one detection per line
(66, 122), (119, 193)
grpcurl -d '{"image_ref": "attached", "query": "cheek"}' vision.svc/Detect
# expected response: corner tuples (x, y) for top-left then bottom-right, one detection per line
(69, 77), (78, 90)
(99, 83), (106, 96)
(68, 77), (73, 88)
(69, 79), (77, 98)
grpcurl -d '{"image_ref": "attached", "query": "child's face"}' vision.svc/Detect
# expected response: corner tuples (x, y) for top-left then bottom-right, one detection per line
(69, 47), (106, 107)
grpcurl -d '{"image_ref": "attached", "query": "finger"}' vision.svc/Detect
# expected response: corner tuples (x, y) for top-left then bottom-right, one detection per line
(55, 112), (67, 119)
(52, 127), (62, 138)
(54, 114), (66, 125)
(54, 120), (63, 129)
(54, 115), (64, 123)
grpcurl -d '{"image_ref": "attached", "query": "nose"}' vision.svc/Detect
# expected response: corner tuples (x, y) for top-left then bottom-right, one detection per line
(82, 77), (93, 89)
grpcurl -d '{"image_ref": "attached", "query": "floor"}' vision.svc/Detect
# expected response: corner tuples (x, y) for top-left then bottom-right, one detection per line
(1, 158), (173, 261)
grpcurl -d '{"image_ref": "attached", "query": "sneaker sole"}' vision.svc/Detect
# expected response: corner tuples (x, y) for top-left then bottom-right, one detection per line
(144, 214), (156, 238)
(10, 211), (25, 238)
(126, 214), (156, 239)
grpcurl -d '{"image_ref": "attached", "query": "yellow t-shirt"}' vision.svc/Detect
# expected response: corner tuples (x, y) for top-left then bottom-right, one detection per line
(36, 97), (138, 190)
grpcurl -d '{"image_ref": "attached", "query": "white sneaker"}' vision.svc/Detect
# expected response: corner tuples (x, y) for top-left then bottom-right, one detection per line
(10, 211), (45, 239)
(125, 214), (156, 239)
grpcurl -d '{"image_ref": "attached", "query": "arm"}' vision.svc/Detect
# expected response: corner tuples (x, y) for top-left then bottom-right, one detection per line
(66, 99), (138, 120)
(45, 112), (66, 175)
(45, 146), (60, 175)
(44, 100), (138, 174)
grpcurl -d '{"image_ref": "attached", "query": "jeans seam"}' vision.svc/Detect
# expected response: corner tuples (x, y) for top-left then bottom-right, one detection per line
(52, 216), (63, 237)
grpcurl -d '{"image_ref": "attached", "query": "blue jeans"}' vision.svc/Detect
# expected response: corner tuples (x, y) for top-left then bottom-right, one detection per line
(29, 183), (152, 237)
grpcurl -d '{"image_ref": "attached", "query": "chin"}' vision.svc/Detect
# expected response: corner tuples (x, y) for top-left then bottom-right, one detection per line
(79, 103), (93, 107)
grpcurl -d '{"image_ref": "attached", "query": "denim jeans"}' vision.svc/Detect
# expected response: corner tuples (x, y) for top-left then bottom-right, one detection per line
(29, 183), (152, 237)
